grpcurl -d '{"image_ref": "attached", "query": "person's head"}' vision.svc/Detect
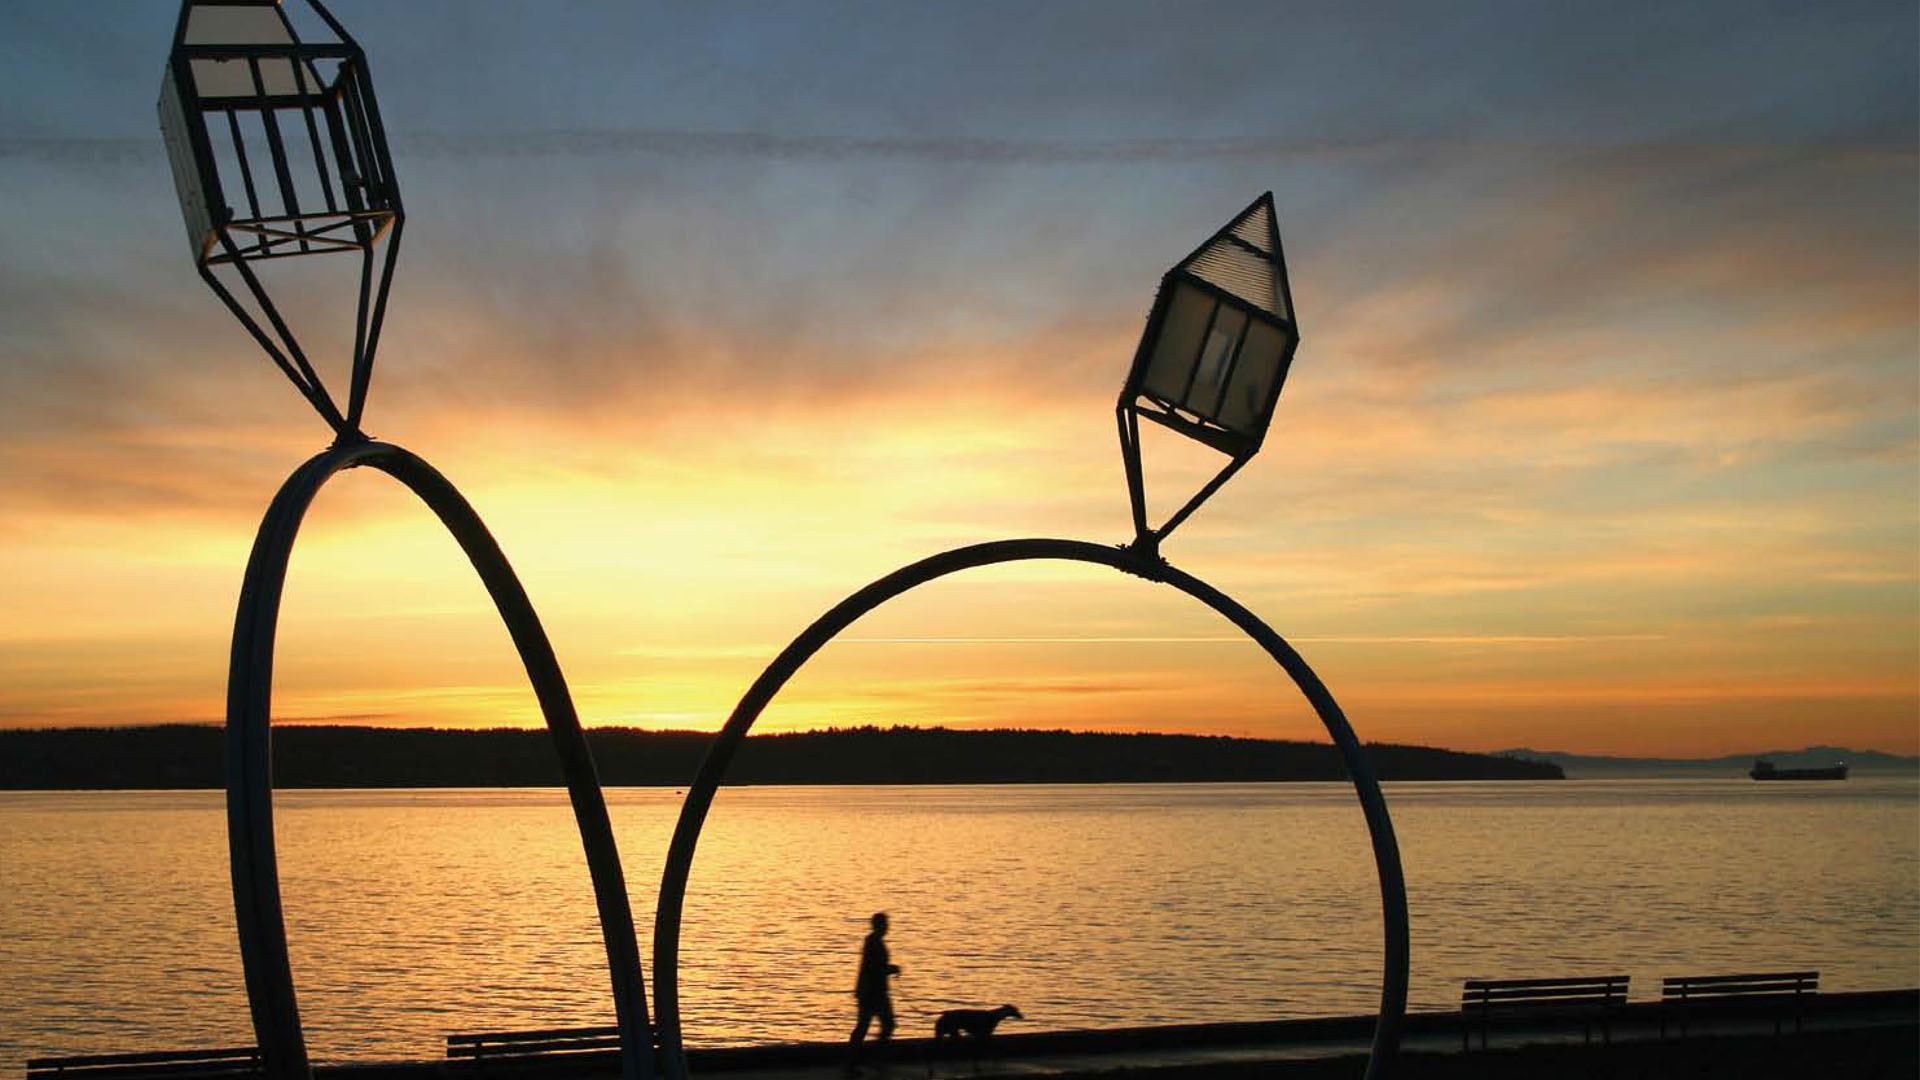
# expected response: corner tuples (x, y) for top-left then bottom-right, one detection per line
(871, 911), (888, 935)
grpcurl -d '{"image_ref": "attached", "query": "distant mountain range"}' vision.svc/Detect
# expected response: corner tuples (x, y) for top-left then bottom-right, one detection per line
(1495, 745), (1919, 779)
(0, 724), (1563, 789)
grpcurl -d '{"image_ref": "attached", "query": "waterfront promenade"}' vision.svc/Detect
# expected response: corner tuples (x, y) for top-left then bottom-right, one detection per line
(300, 990), (1916, 1080)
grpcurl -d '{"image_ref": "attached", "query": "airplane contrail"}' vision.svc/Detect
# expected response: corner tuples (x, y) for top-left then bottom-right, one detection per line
(0, 130), (1466, 165)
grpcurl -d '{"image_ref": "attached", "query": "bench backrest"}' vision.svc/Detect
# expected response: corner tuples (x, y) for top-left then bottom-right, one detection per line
(1661, 971), (1817, 1001)
(26, 1048), (262, 1080)
(446, 1026), (621, 1062)
(1462, 975), (1629, 1010)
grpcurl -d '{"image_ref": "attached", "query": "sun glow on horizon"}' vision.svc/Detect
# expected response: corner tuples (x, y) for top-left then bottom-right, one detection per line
(3, 314), (1913, 758)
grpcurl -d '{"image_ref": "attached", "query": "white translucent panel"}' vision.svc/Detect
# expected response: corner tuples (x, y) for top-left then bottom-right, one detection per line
(1185, 305), (1247, 417)
(1186, 241), (1282, 320)
(184, 4), (293, 46)
(1228, 200), (1275, 254)
(191, 56), (321, 100)
(1217, 319), (1288, 435)
(1141, 282), (1214, 403)
(158, 74), (215, 258)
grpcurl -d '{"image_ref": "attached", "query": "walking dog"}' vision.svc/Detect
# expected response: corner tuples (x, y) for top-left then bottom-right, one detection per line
(933, 1003), (1023, 1042)
(928, 1004), (1023, 1075)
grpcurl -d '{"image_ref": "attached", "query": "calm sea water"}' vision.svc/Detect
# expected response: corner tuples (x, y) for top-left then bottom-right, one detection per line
(2, 779), (1916, 1069)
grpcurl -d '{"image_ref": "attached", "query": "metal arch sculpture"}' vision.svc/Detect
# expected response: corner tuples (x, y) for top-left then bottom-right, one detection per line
(228, 440), (654, 1080)
(650, 540), (1412, 1080)
(654, 196), (1409, 1080)
(157, 5), (652, 1079)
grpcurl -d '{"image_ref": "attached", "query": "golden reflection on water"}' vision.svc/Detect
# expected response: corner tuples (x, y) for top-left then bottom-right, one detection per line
(1, 779), (1915, 1068)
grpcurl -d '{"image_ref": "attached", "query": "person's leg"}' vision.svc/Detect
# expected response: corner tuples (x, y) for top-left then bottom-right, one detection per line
(849, 1003), (874, 1068)
(877, 998), (896, 1043)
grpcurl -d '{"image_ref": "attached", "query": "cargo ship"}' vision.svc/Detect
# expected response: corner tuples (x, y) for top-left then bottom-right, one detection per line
(1750, 759), (1847, 781)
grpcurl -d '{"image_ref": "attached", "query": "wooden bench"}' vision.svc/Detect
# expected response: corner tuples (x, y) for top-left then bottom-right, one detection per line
(446, 1026), (622, 1072)
(26, 1048), (261, 1080)
(1660, 971), (1818, 1037)
(1460, 975), (1629, 1050)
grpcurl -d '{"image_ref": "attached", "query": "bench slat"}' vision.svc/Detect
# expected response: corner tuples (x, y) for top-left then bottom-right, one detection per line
(1663, 972), (1815, 991)
(27, 1051), (259, 1071)
(27, 1049), (260, 1080)
(1668, 977), (1812, 987)
(1668, 985), (1808, 997)
(1464, 976), (1626, 991)
(1467, 984), (1624, 998)
(1664, 971), (1815, 984)
(447, 1026), (618, 1046)
(449, 1040), (620, 1059)
(446, 1025), (623, 1066)
(29, 1060), (259, 1076)
(1463, 994), (1622, 1009)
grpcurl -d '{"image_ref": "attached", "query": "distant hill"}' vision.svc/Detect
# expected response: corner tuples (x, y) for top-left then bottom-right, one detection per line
(0, 724), (1562, 789)
(1496, 745), (1919, 779)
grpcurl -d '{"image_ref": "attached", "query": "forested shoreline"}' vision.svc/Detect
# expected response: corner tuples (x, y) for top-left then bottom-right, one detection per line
(0, 724), (1563, 788)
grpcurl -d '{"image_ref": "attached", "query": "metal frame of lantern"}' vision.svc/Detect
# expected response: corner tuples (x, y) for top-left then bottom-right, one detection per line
(1117, 192), (1299, 557)
(160, 0), (402, 437)
(156, 6), (652, 1080)
(650, 197), (1408, 1080)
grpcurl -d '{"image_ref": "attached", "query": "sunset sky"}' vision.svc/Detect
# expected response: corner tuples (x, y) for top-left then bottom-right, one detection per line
(1, 2), (1914, 757)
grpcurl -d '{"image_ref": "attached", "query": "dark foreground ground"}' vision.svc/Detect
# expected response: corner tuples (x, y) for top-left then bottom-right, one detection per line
(317, 992), (1916, 1080)
(1047, 1026), (1919, 1079)
(696, 993), (1917, 1080)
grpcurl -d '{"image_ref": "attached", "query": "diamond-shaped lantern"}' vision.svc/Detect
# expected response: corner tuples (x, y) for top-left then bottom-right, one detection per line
(1117, 193), (1298, 549)
(159, 0), (403, 437)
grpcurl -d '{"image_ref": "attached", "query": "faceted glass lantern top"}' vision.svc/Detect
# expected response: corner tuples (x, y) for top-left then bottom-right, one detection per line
(1121, 192), (1297, 457)
(1116, 193), (1300, 551)
(157, 0), (404, 438)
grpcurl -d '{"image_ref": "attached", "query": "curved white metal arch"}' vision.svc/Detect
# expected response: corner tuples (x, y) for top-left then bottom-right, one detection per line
(226, 439), (653, 1080)
(652, 539), (1409, 1080)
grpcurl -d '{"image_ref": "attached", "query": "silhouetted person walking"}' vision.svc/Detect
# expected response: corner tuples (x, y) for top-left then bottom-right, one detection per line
(848, 911), (900, 1072)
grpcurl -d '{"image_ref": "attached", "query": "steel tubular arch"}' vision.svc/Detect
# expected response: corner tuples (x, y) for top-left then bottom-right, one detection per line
(652, 538), (1409, 1080)
(226, 439), (653, 1080)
